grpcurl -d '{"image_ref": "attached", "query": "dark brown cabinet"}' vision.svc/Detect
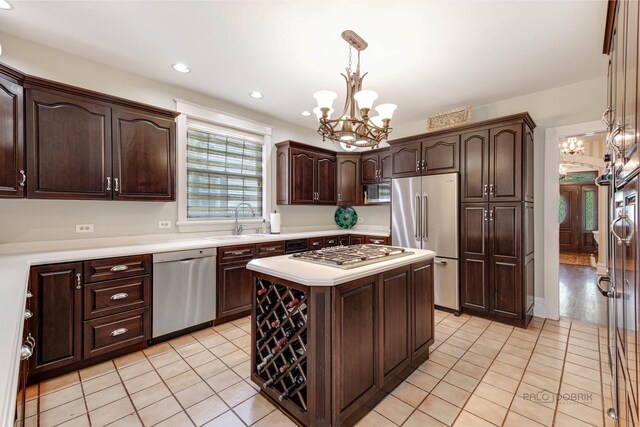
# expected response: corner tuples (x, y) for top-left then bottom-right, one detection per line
(218, 260), (253, 319)
(460, 130), (489, 203)
(337, 153), (360, 206)
(26, 89), (112, 200)
(29, 262), (83, 376)
(489, 124), (522, 202)
(112, 109), (175, 201)
(460, 204), (489, 312)
(361, 148), (390, 184)
(276, 141), (336, 205)
(0, 64), (25, 198)
(411, 261), (434, 359)
(390, 142), (421, 178)
(390, 136), (459, 178)
(364, 235), (389, 245)
(24, 77), (177, 201)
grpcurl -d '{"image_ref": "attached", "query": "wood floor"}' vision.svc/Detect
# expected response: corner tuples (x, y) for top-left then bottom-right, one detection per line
(559, 263), (607, 326)
(559, 252), (593, 267)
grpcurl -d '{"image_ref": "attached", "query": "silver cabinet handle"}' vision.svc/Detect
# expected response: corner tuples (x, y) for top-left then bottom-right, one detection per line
(611, 213), (634, 244)
(435, 260), (448, 265)
(110, 265), (129, 272)
(597, 276), (614, 298)
(20, 344), (33, 361)
(338, 193), (341, 203)
(76, 273), (82, 289)
(230, 250), (250, 255)
(110, 293), (129, 300)
(489, 209), (494, 221)
(19, 170), (26, 187)
(24, 309), (33, 320)
(110, 328), (128, 337)
(483, 184), (488, 196)
(489, 184), (494, 195)
(114, 178), (120, 192)
(106, 177), (111, 191)
(416, 161), (420, 172)
(484, 209), (488, 221)
(421, 159), (426, 171)
(602, 106), (612, 128)
(423, 192), (428, 241)
(312, 241), (321, 246)
(371, 239), (384, 244)
(26, 290), (33, 299)
(415, 193), (421, 240)
(607, 124), (623, 153)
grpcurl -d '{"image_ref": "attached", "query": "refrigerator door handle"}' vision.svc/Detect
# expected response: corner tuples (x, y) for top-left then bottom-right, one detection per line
(423, 192), (428, 241)
(415, 193), (421, 241)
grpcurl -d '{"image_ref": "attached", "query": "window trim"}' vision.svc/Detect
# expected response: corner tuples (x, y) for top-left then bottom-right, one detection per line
(175, 99), (273, 232)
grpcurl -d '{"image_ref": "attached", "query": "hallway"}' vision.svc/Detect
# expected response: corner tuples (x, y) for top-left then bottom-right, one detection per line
(559, 263), (606, 326)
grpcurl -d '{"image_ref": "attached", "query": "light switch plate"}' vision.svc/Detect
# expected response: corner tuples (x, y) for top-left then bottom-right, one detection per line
(158, 220), (171, 229)
(76, 224), (94, 233)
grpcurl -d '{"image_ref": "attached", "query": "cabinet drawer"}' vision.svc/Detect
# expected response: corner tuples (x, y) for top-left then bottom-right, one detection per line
(218, 244), (255, 263)
(256, 241), (285, 258)
(83, 308), (150, 359)
(364, 236), (388, 245)
(324, 236), (340, 247)
(84, 276), (150, 320)
(84, 255), (151, 283)
(308, 237), (323, 250)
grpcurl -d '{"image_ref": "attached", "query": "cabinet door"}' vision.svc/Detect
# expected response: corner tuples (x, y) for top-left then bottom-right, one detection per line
(411, 261), (433, 361)
(349, 235), (364, 245)
(460, 204), (489, 312)
(217, 260), (253, 318)
(422, 135), (459, 175)
(26, 89), (112, 199)
(489, 124), (522, 202)
(337, 154), (361, 205)
(361, 153), (379, 184)
(524, 126), (534, 202)
(460, 130), (489, 203)
(112, 109), (175, 201)
(333, 277), (378, 421)
(380, 267), (411, 381)
(315, 154), (336, 204)
(380, 150), (392, 182)
(29, 262), (83, 375)
(0, 73), (24, 198)
(390, 142), (421, 178)
(621, 0), (640, 181)
(489, 203), (521, 319)
(290, 149), (315, 204)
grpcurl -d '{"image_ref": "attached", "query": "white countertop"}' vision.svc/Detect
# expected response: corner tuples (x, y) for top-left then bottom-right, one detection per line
(247, 248), (436, 286)
(0, 228), (388, 426)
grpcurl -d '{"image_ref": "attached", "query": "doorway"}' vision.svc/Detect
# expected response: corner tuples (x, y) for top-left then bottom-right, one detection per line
(557, 134), (607, 325)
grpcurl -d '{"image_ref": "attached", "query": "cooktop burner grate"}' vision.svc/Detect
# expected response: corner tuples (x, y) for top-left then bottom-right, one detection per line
(290, 244), (412, 269)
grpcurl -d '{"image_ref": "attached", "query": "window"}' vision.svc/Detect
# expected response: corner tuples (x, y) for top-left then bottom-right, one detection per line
(186, 121), (263, 219)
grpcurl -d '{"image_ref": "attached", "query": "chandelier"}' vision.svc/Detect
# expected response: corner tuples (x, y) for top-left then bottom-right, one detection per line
(313, 30), (397, 149)
(559, 137), (584, 158)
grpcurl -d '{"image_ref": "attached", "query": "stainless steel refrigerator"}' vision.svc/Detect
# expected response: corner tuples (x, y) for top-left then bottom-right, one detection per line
(391, 173), (460, 313)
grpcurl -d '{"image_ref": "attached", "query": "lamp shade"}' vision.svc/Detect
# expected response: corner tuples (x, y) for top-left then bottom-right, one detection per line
(313, 90), (338, 109)
(375, 103), (397, 120)
(354, 90), (378, 110)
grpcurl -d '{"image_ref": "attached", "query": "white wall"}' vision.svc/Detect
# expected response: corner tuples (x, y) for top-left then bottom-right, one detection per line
(0, 32), (390, 243)
(393, 76), (608, 303)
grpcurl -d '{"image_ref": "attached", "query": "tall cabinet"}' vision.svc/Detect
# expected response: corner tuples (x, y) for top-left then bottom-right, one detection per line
(602, 1), (640, 425)
(0, 63), (25, 198)
(458, 114), (535, 327)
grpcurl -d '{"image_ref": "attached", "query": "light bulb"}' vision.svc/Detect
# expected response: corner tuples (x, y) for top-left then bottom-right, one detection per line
(340, 134), (355, 142)
(354, 90), (378, 110)
(313, 90), (337, 109)
(375, 103), (397, 120)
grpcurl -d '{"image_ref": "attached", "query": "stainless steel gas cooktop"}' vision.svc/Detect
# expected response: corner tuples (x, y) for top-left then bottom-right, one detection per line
(290, 244), (412, 269)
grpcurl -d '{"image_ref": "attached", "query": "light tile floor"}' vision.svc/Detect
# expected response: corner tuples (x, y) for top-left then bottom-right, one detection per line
(22, 311), (611, 427)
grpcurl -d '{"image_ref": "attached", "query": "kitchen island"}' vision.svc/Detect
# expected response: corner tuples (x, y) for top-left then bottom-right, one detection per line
(247, 246), (436, 426)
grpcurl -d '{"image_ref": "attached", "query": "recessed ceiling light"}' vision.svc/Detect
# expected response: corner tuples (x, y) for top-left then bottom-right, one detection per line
(172, 63), (191, 73)
(301, 110), (311, 117)
(0, 1), (11, 10)
(249, 91), (264, 99)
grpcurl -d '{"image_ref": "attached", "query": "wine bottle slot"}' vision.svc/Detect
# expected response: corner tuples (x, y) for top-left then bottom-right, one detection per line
(278, 376), (305, 401)
(256, 353), (274, 371)
(257, 288), (267, 296)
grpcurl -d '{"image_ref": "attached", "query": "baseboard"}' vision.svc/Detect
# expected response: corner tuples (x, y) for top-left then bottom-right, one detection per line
(533, 296), (546, 318)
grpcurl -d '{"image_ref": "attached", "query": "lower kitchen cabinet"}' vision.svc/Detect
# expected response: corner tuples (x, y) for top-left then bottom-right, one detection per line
(364, 235), (389, 245)
(217, 260), (253, 320)
(349, 234), (364, 245)
(411, 261), (434, 358)
(29, 262), (83, 377)
(27, 255), (152, 383)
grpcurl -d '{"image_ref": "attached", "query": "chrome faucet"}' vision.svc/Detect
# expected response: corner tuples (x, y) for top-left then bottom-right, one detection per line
(234, 202), (256, 235)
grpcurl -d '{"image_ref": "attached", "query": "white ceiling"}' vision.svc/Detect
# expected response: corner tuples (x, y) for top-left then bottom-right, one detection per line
(0, 1), (609, 130)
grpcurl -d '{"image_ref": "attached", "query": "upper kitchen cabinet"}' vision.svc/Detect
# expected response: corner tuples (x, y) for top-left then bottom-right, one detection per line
(389, 135), (459, 178)
(361, 147), (391, 184)
(337, 153), (361, 206)
(112, 109), (175, 201)
(460, 114), (534, 203)
(276, 140), (337, 205)
(0, 64), (25, 198)
(24, 76), (178, 201)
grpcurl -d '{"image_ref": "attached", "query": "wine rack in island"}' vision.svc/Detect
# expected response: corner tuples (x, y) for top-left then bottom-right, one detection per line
(250, 259), (435, 427)
(254, 279), (308, 412)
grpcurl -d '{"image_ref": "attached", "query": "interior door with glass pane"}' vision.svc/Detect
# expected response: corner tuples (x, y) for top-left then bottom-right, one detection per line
(581, 184), (599, 253)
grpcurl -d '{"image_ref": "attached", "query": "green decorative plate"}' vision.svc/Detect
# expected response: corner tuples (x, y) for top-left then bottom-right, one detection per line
(335, 206), (358, 229)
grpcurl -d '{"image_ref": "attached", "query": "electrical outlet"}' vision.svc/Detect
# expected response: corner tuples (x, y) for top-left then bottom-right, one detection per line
(158, 220), (171, 229)
(75, 224), (94, 233)
(358, 217), (364, 223)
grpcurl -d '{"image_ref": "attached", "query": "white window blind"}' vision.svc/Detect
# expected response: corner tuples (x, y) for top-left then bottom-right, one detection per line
(186, 121), (263, 219)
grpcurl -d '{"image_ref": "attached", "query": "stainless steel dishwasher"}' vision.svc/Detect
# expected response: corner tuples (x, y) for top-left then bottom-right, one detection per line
(152, 248), (217, 338)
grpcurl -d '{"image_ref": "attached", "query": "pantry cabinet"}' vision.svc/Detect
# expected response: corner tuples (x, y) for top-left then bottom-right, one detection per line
(276, 141), (337, 205)
(0, 64), (25, 199)
(23, 76), (177, 201)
